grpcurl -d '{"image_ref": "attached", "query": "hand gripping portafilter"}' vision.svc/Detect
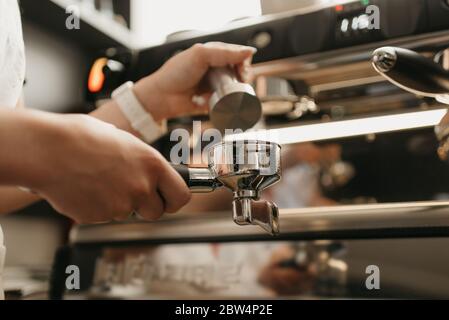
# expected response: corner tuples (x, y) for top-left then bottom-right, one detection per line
(173, 140), (281, 235)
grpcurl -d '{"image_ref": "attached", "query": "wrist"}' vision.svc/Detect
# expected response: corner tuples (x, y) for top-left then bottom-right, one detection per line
(0, 110), (59, 188)
(134, 74), (171, 121)
(112, 81), (168, 143)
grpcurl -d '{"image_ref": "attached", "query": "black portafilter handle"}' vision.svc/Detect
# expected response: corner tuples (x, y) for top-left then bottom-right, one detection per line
(171, 164), (190, 185)
(171, 164), (220, 192)
(372, 47), (449, 97)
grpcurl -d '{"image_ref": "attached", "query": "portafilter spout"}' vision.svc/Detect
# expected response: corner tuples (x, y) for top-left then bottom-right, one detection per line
(172, 140), (282, 235)
(232, 198), (280, 235)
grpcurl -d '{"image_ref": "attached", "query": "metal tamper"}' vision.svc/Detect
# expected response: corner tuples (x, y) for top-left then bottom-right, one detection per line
(207, 67), (263, 132)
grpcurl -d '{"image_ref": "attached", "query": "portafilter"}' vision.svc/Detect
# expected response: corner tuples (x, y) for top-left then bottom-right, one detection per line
(173, 140), (281, 235)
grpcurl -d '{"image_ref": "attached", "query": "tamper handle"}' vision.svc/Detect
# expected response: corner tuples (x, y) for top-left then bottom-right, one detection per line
(206, 66), (262, 132)
(207, 67), (239, 93)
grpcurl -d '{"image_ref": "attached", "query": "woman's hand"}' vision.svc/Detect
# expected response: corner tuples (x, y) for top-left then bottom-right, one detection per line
(133, 42), (257, 121)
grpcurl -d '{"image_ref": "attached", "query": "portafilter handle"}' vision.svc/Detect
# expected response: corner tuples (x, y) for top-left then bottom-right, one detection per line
(171, 164), (221, 193)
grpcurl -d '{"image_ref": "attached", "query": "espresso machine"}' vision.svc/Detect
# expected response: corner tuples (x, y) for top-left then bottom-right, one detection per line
(49, 0), (449, 300)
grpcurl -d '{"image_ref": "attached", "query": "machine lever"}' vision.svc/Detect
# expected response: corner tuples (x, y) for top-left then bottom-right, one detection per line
(372, 46), (449, 102)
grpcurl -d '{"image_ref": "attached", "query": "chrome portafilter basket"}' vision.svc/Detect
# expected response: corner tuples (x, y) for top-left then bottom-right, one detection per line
(173, 140), (282, 235)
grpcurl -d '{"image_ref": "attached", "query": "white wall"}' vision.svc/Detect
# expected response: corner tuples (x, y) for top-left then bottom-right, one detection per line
(22, 22), (88, 112)
(260, 0), (343, 14)
(131, 0), (261, 47)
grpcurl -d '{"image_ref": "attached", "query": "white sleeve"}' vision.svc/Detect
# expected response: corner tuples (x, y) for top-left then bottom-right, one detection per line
(0, 0), (26, 109)
(0, 225), (5, 300)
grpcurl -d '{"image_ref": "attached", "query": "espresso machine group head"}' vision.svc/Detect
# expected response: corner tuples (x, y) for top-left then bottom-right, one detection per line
(173, 140), (281, 235)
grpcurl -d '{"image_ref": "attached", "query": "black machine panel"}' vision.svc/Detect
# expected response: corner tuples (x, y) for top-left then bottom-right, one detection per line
(129, 17), (299, 80)
(427, 0), (449, 31)
(129, 0), (449, 81)
(289, 8), (335, 55)
(331, 0), (427, 46)
(378, 0), (427, 38)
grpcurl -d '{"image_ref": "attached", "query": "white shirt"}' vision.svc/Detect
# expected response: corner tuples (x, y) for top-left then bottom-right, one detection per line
(0, 0), (26, 299)
(0, 0), (25, 108)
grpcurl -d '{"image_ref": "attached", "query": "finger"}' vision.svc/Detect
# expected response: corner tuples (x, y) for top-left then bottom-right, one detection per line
(112, 210), (133, 222)
(196, 42), (257, 68)
(136, 191), (164, 221)
(157, 163), (192, 213)
(236, 55), (254, 82)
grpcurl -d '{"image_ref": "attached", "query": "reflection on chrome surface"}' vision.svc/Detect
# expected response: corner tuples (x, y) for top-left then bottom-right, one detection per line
(90, 241), (346, 299)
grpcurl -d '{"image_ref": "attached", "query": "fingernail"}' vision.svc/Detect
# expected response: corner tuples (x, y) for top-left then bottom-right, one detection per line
(246, 46), (258, 54)
(239, 45), (257, 53)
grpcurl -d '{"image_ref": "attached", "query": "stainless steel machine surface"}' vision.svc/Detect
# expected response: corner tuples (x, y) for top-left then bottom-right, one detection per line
(70, 201), (449, 243)
(57, 201), (449, 300)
